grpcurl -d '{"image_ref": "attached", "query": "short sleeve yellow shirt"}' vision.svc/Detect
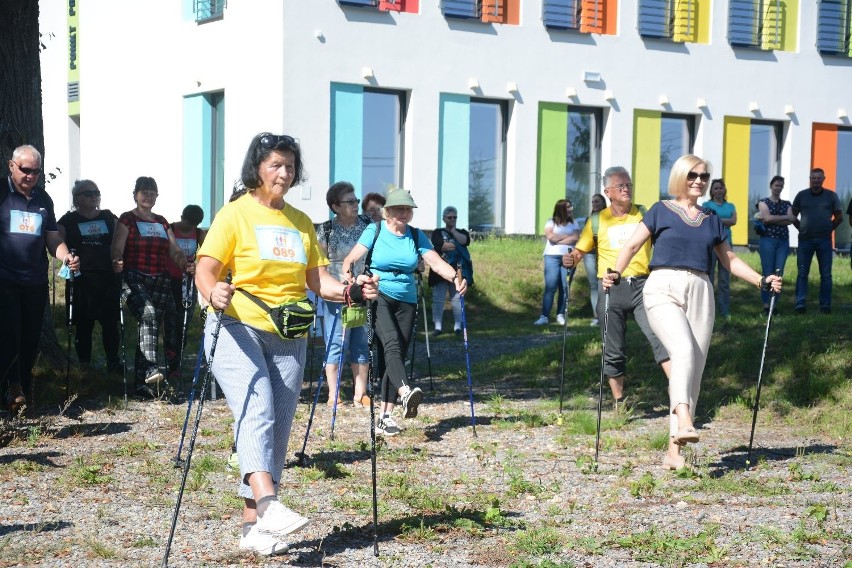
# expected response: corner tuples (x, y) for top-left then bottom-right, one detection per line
(197, 194), (329, 333)
(575, 206), (653, 279)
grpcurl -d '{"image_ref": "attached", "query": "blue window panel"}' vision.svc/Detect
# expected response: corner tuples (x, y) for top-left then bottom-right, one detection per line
(338, 0), (379, 7)
(194, 0), (225, 22)
(543, 0), (581, 30)
(638, 0), (673, 39)
(443, 0), (481, 19)
(817, 0), (851, 55)
(728, 0), (760, 47)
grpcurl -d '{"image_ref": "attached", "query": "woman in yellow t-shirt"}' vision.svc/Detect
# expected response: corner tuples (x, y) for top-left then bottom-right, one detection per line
(195, 133), (377, 556)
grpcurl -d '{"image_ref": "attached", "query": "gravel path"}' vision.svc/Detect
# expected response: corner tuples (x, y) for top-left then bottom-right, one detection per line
(1, 331), (850, 567)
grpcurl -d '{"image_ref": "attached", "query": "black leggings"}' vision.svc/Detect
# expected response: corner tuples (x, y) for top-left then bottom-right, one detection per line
(373, 294), (416, 404)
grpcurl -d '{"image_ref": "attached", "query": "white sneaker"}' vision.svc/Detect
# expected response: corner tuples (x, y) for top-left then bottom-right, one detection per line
(144, 371), (164, 385)
(239, 525), (289, 556)
(401, 387), (423, 418)
(590, 318), (599, 327)
(376, 416), (401, 436)
(533, 316), (548, 325)
(255, 501), (310, 537)
(556, 314), (566, 326)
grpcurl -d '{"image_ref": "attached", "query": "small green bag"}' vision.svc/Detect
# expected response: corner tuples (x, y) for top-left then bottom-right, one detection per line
(238, 289), (315, 340)
(342, 305), (367, 329)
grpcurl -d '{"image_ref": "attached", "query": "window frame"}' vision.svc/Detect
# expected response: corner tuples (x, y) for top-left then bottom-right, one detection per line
(565, 105), (604, 216)
(542, 0), (581, 30)
(658, 113), (696, 201)
(728, 0), (783, 50)
(467, 98), (508, 232)
(194, 0), (226, 23)
(361, 88), (407, 196)
(442, 0), (482, 19)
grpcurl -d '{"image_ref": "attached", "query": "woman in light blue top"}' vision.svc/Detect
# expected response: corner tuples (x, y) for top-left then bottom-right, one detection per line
(703, 179), (737, 318)
(343, 188), (466, 436)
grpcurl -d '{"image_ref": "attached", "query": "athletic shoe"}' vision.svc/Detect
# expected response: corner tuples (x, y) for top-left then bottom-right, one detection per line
(820, 307), (831, 315)
(145, 370), (164, 385)
(239, 525), (289, 556)
(454, 328), (462, 338)
(6, 384), (26, 413)
(255, 501), (310, 538)
(794, 306), (806, 315)
(431, 328), (443, 337)
(556, 314), (566, 326)
(376, 416), (401, 436)
(533, 316), (548, 325)
(590, 319), (599, 327)
(401, 387), (423, 418)
(135, 385), (157, 400)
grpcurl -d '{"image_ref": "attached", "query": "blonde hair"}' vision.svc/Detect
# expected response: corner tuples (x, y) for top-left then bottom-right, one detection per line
(668, 154), (711, 198)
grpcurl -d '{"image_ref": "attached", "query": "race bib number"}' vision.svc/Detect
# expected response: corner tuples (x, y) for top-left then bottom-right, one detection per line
(10, 210), (43, 236)
(78, 220), (109, 237)
(136, 220), (168, 239)
(606, 223), (640, 248)
(255, 225), (307, 264)
(176, 237), (197, 258)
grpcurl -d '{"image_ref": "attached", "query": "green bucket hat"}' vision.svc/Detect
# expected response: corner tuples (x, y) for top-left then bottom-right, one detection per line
(384, 188), (418, 208)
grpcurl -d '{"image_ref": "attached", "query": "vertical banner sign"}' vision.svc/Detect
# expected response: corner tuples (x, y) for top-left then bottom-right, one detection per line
(68, 0), (80, 116)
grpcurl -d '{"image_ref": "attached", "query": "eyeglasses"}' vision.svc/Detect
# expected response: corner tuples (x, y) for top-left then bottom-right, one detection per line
(259, 134), (296, 150)
(139, 190), (159, 197)
(687, 172), (711, 183)
(338, 198), (360, 206)
(77, 190), (101, 197)
(606, 183), (633, 192)
(14, 162), (42, 176)
(445, 216), (457, 219)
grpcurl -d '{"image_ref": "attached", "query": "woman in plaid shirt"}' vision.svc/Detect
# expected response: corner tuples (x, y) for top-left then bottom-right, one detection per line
(110, 176), (191, 396)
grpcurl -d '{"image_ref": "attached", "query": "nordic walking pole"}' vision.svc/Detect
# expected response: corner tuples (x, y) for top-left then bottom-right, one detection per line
(162, 270), (231, 568)
(365, 294), (380, 557)
(557, 263), (576, 426)
(294, 309), (340, 466)
(174, 275), (193, 394)
(118, 276), (128, 405)
(173, 341), (206, 468)
(595, 271), (614, 465)
(329, 316), (346, 441)
(457, 263), (477, 437)
(747, 270), (781, 467)
(65, 249), (77, 399)
(416, 273), (434, 391)
(306, 314), (317, 402)
(407, 275), (420, 384)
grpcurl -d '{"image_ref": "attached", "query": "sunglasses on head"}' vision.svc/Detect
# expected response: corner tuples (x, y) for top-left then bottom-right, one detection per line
(14, 162), (42, 176)
(259, 134), (296, 150)
(687, 172), (711, 182)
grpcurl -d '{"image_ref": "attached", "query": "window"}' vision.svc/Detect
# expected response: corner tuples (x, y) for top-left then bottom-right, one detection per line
(543, 0), (612, 33)
(468, 100), (506, 231)
(443, 0), (481, 18)
(194, 0), (225, 23)
(728, 0), (785, 50)
(817, 0), (852, 56)
(330, 84), (406, 201)
(565, 107), (603, 217)
(361, 90), (404, 196)
(339, 0), (378, 6)
(638, 0), (702, 42)
(659, 115), (694, 200)
(836, 128), (852, 250)
(746, 121), (782, 243)
(443, 0), (519, 24)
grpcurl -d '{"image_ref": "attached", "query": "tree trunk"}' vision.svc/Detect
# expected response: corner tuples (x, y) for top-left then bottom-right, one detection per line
(1, 1), (66, 367)
(0, 0), (44, 178)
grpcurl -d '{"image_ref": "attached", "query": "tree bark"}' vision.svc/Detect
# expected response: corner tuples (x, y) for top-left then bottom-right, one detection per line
(0, 0), (44, 179)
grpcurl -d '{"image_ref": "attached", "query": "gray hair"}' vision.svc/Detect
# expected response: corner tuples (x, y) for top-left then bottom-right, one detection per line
(442, 206), (458, 217)
(12, 145), (42, 165)
(601, 166), (629, 187)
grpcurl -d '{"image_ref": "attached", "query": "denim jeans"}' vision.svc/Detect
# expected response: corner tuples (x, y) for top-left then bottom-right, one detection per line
(541, 254), (568, 318)
(758, 236), (790, 307)
(709, 254), (731, 317)
(795, 237), (833, 309)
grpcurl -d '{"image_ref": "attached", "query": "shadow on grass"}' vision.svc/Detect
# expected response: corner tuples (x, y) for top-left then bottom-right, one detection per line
(0, 450), (63, 467)
(709, 443), (839, 475)
(0, 520), (73, 537)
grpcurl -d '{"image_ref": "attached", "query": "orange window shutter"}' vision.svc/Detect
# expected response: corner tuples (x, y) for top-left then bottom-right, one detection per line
(482, 0), (505, 23)
(580, 0), (605, 34)
(379, 0), (402, 11)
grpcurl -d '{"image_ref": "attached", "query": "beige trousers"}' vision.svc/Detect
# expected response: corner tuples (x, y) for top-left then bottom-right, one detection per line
(642, 269), (715, 437)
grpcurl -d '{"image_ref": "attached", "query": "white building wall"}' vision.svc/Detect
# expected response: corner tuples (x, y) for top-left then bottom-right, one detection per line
(39, 1), (852, 234)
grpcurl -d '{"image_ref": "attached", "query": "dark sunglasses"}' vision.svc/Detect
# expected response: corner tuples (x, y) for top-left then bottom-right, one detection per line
(687, 171), (711, 182)
(338, 198), (360, 206)
(445, 215), (457, 219)
(259, 134), (296, 150)
(14, 162), (42, 176)
(78, 190), (101, 197)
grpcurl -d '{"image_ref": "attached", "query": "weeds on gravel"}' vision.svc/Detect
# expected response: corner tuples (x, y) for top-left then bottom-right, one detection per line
(697, 471), (791, 497)
(614, 523), (726, 565)
(112, 440), (159, 457)
(68, 455), (113, 485)
(509, 525), (563, 556)
(83, 535), (120, 559)
(510, 560), (575, 568)
(628, 472), (657, 498)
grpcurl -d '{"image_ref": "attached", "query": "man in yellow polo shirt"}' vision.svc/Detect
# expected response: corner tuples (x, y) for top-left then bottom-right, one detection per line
(563, 166), (671, 410)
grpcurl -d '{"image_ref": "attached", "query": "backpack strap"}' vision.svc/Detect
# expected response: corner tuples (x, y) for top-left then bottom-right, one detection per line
(363, 221), (382, 274)
(321, 219), (333, 249)
(237, 288), (272, 314)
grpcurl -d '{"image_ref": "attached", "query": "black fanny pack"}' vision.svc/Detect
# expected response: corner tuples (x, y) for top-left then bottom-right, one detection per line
(238, 289), (315, 340)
